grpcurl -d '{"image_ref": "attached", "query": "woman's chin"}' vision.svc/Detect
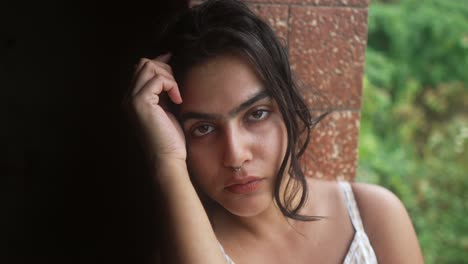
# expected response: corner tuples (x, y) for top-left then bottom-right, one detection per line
(220, 196), (274, 218)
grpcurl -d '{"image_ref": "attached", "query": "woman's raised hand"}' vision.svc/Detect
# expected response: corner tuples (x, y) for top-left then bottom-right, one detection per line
(126, 53), (186, 165)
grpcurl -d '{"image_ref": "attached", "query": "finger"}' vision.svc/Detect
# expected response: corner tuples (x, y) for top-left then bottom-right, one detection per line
(153, 53), (173, 74)
(132, 55), (173, 84)
(129, 58), (150, 93)
(149, 63), (174, 81)
(166, 82), (183, 104)
(133, 68), (174, 97)
(135, 75), (182, 105)
(156, 53), (171, 63)
(152, 60), (173, 75)
(133, 58), (150, 79)
(132, 61), (176, 96)
(125, 58), (157, 110)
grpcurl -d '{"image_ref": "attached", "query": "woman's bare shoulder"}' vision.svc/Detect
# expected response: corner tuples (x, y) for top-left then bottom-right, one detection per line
(350, 182), (424, 263)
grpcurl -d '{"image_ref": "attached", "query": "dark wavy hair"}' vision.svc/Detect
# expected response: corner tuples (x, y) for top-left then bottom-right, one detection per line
(160, 0), (326, 221)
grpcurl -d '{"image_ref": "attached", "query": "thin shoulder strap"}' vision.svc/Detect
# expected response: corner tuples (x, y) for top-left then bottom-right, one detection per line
(338, 181), (365, 232)
(218, 242), (236, 264)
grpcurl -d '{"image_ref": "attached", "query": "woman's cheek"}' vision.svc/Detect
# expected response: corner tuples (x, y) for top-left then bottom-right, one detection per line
(265, 118), (288, 163)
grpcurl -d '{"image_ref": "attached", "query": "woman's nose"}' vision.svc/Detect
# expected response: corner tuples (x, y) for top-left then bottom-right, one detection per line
(222, 125), (252, 169)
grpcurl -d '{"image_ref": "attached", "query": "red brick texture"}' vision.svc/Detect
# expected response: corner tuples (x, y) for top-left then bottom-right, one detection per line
(190, 0), (369, 180)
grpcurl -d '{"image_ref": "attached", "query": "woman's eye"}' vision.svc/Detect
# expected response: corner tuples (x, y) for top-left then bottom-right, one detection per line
(248, 109), (270, 121)
(192, 124), (215, 137)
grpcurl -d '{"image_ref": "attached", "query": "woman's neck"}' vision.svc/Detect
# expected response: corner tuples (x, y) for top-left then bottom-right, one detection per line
(212, 199), (295, 242)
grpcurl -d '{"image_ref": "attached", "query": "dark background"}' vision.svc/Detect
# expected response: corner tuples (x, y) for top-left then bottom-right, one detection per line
(2, 0), (187, 263)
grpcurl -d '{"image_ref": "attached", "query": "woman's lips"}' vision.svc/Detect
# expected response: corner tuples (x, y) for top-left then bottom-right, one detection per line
(225, 177), (263, 194)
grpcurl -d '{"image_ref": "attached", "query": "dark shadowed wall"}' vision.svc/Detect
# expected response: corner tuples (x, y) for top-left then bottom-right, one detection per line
(2, 0), (188, 263)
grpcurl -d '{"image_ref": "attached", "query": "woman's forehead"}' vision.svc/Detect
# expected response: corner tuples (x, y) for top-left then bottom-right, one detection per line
(179, 54), (266, 113)
(183, 53), (260, 89)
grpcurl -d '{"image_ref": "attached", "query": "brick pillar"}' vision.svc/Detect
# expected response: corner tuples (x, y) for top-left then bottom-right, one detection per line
(192, 0), (369, 181)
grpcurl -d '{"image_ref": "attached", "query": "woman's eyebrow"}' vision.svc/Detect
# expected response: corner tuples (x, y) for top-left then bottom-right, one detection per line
(228, 90), (270, 117)
(180, 90), (270, 123)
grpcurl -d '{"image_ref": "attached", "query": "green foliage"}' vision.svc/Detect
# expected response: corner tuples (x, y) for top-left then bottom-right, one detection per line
(358, 0), (468, 263)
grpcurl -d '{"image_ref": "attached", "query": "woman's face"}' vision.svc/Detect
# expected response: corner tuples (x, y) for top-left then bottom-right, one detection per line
(179, 53), (287, 217)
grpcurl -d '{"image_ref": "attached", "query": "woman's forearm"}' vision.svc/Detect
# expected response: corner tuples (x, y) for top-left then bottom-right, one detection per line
(154, 159), (226, 264)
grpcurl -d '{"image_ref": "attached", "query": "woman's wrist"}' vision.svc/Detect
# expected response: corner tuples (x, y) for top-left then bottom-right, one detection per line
(151, 157), (190, 187)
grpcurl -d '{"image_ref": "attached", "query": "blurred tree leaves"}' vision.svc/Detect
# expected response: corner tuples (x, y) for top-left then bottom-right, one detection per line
(358, 0), (468, 263)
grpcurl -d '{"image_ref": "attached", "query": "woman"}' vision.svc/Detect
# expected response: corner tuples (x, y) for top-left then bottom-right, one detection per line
(127, 0), (423, 263)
